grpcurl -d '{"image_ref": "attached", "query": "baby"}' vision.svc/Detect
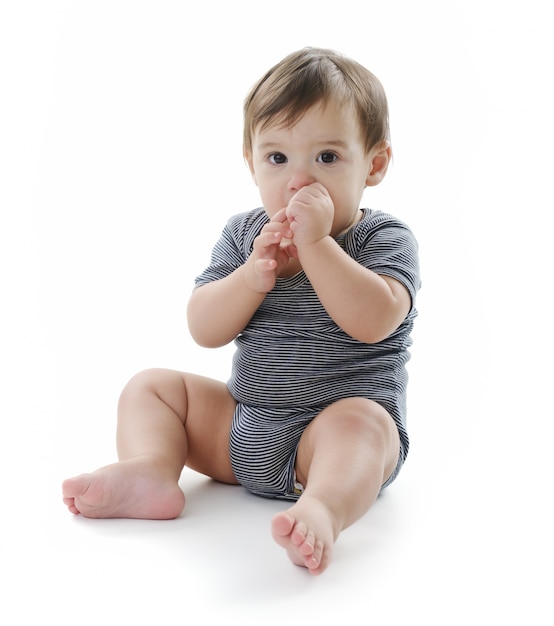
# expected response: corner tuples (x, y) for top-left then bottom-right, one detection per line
(63, 47), (420, 575)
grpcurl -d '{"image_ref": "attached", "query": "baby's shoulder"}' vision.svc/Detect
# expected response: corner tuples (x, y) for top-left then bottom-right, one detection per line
(227, 207), (267, 235)
(225, 207), (269, 255)
(345, 209), (416, 247)
(358, 208), (413, 232)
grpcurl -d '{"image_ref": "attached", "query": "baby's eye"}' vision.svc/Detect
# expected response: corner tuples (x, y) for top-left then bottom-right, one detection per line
(268, 152), (287, 165)
(317, 151), (338, 164)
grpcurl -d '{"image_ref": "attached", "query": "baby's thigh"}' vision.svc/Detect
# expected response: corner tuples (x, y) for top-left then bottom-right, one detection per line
(179, 372), (238, 484)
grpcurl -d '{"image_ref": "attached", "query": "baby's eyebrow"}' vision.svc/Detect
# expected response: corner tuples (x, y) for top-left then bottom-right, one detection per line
(316, 140), (349, 149)
(256, 139), (350, 151)
(256, 142), (281, 151)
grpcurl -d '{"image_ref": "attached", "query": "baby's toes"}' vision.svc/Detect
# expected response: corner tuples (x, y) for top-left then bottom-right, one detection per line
(305, 539), (324, 572)
(298, 529), (317, 557)
(291, 521), (309, 547)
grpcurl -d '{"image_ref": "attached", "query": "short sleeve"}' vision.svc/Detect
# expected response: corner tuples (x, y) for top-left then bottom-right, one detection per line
(342, 210), (421, 308)
(194, 208), (269, 288)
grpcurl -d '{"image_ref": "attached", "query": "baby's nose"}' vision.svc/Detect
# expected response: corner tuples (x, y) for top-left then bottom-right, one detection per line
(287, 168), (316, 192)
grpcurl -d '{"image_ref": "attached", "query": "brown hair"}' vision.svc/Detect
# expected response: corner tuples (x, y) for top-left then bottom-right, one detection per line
(243, 47), (390, 156)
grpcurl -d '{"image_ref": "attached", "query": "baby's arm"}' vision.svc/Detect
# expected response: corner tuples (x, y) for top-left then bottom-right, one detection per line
(187, 213), (293, 348)
(287, 184), (410, 344)
(300, 238), (410, 343)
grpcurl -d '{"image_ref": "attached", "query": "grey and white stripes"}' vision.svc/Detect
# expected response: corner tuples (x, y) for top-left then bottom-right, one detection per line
(195, 207), (420, 491)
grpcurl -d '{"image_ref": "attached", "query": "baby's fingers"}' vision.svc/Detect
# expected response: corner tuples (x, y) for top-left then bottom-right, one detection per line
(255, 258), (278, 273)
(269, 207), (289, 223)
(254, 230), (284, 255)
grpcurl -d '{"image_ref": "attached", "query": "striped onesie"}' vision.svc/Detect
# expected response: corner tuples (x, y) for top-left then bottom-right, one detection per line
(195, 207), (420, 500)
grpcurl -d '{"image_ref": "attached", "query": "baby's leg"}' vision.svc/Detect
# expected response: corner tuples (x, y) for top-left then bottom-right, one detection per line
(62, 369), (237, 519)
(271, 397), (400, 574)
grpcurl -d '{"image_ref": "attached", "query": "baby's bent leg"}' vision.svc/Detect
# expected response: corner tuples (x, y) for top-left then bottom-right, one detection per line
(271, 397), (400, 574)
(62, 369), (237, 519)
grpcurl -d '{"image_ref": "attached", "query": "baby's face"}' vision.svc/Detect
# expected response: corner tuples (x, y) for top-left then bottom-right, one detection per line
(245, 100), (378, 237)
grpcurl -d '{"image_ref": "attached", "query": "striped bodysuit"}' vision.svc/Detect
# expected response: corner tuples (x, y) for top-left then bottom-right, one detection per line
(194, 207), (420, 500)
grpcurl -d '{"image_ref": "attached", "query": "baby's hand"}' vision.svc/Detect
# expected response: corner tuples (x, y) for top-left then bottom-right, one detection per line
(244, 208), (295, 293)
(286, 183), (334, 248)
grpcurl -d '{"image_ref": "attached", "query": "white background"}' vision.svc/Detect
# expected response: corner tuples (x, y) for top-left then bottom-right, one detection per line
(1, 1), (552, 623)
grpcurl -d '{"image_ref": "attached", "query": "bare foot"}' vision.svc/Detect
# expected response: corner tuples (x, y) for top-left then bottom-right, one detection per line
(62, 457), (185, 520)
(271, 495), (337, 575)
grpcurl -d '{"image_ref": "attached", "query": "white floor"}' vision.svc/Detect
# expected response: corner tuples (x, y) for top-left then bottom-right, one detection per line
(6, 409), (553, 624)
(2, 2), (553, 624)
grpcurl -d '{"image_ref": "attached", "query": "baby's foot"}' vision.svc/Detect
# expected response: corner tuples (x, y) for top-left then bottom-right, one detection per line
(271, 495), (337, 575)
(62, 457), (185, 520)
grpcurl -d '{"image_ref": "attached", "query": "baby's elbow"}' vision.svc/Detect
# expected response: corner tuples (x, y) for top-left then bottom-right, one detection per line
(187, 313), (224, 348)
(356, 326), (394, 345)
(355, 309), (407, 344)
(360, 285), (411, 344)
(187, 302), (214, 348)
(189, 326), (230, 349)
(189, 328), (221, 348)
(187, 321), (206, 347)
(187, 301), (234, 349)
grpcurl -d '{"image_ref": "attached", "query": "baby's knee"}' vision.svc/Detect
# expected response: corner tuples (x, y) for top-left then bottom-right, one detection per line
(321, 398), (399, 455)
(329, 397), (387, 428)
(343, 399), (401, 479)
(119, 368), (180, 403)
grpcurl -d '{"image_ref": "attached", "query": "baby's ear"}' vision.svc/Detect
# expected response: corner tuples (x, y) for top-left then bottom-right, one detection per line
(365, 142), (391, 187)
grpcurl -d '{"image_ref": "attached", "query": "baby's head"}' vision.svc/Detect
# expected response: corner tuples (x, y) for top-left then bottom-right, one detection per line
(243, 47), (390, 158)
